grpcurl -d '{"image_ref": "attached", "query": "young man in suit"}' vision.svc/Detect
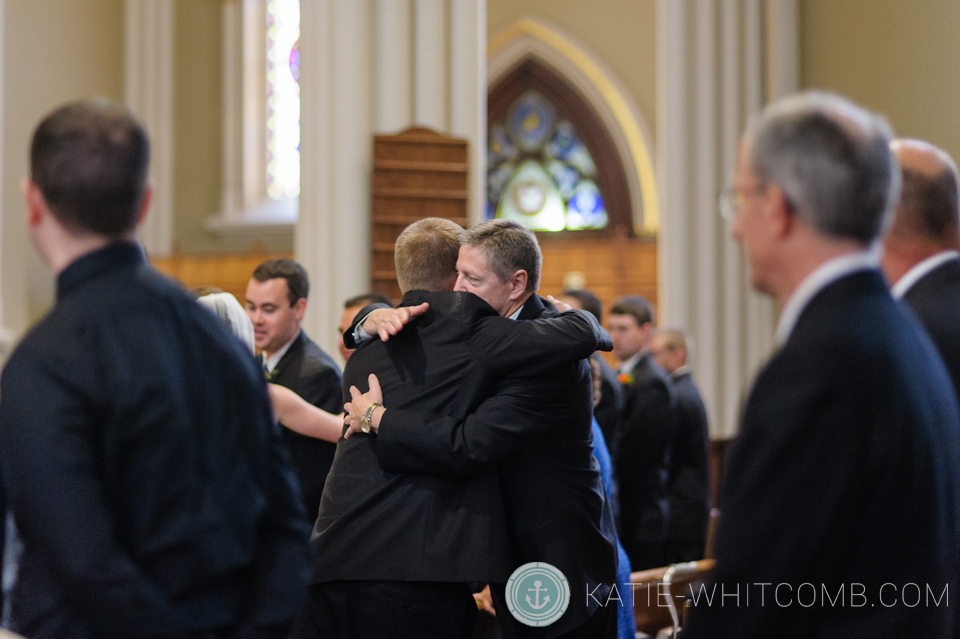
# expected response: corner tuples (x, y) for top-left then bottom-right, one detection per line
(293, 218), (610, 639)
(683, 92), (960, 638)
(245, 258), (343, 518)
(0, 98), (310, 638)
(347, 220), (620, 639)
(649, 328), (711, 563)
(337, 292), (393, 361)
(881, 138), (960, 396)
(607, 295), (677, 570)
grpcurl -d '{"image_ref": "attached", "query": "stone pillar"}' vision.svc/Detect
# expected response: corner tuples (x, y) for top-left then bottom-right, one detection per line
(124, 0), (174, 256)
(656, 0), (796, 438)
(298, 0), (485, 359)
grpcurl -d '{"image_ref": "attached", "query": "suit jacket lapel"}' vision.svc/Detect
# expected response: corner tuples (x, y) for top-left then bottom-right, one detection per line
(271, 331), (305, 383)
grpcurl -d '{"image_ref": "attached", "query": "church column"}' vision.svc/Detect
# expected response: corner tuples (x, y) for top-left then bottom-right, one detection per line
(298, 0), (485, 359)
(375, 0), (412, 133)
(656, 0), (796, 438)
(297, 0), (372, 357)
(413, 0), (447, 131)
(124, 0), (174, 256)
(449, 0), (486, 225)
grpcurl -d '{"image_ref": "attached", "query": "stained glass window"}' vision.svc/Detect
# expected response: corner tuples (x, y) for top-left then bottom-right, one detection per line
(266, 0), (300, 200)
(487, 91), (608, 232)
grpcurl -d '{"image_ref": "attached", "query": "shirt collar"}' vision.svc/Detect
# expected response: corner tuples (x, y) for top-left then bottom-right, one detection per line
(618, 350), (645, 374)
(57, 242), (145, 300)
(890, 250), (960, 299)
(670, 365), (692, 381)
(265, 329), (300, 373)
(775, 250), (879, 347)
(508, 306), (523, 320)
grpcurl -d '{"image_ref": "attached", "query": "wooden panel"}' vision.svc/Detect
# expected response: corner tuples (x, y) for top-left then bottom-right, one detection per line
(538, 236), (658, 313)
(371, 127), (470, 300)
(150, 252), (293, 304)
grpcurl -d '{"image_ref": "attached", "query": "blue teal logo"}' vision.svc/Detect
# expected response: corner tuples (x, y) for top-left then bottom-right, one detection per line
(504, 562), (570, 627)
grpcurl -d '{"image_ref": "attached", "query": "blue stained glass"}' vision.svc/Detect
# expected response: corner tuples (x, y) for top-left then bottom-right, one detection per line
(508, 92), (555, 152)
(487, 162), (515, 205)
(566, 180), (607, 230)
(485, 91), (607, 231)
(546, 160), (581, 200)
(488, 124), (518, 166)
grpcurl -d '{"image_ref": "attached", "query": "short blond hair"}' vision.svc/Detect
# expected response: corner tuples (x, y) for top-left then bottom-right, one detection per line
(394, 218), (464, 293)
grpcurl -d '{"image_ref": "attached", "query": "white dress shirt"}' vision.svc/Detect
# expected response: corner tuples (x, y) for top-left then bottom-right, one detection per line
(890, 250), (960, 299)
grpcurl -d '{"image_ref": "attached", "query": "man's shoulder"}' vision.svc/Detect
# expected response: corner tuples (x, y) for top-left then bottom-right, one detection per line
(295, 332), (342, 376)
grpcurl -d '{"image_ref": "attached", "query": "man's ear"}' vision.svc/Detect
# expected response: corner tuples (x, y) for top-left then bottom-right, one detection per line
(292, 296), (308, 321)
(507, 270), (529, 302)
(136, 186), (153, 227)
(766, 183), (795, 239)
(22, 178), (46, 228)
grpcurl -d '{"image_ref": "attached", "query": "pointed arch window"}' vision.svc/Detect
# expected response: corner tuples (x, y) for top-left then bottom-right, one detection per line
(487, 60), (633, 237)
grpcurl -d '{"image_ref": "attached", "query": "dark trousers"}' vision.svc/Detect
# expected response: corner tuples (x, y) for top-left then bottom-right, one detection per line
(490, 584), (617, 639)
(289, 580), (478, 639)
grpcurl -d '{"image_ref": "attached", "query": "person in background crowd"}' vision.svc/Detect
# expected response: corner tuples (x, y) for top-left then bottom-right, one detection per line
(338, 293), (393, 361)
(648, 328), (710, 563)
(881, 138), (960, 396)
(246, 258), (343, 518)
(685, 91), (960, 638)
(558, 289), (625, 462)
(607, 295), (676, 570)
(0, 97), (310, 638)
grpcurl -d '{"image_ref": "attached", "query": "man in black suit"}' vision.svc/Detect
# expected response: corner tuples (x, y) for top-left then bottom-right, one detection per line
(881, 138), (960, 396)
(684, 92), (960, 638)
(0, 98), (310, 638)
(649, 328), (710, 563)
(607, 295), (676, 570)
(558, 289), (625, 460)
(245, 258), (343, 518)
(346, 220), (620, 639)
(293, 218), (610, 639)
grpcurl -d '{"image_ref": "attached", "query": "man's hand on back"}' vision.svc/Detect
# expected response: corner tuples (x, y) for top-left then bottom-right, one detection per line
(361, 303), (430, 342)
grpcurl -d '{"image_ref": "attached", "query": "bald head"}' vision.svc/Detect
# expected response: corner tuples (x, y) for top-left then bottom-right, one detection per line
(882, 139), (960, 285)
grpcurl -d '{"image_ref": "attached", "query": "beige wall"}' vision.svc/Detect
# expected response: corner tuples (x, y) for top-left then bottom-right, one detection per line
(802, 0), (960, 163)
(173, 0), (224, 254)
(487, 0), (657, 143)
(3, 0), (125, 329)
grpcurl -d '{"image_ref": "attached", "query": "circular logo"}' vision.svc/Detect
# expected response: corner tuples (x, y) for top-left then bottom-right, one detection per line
(504, 562), (570, 627)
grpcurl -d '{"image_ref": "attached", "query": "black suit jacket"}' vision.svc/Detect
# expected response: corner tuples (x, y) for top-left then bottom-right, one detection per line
(902, 256), (960, 398)
(593, 353), (625, 460)
(269, 330), (343, 519)
(684, 270), (960, 639)
(312, 291), (609, 585)
(615, 352), (676, 569)
(664, 370), (710, 552)
(374, 295), (619, 638)
(0, 243), (310, 638)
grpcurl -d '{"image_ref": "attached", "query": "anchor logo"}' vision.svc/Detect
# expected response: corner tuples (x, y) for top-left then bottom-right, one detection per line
(505, 562), (570, 627)
(526, 580), (551, 609)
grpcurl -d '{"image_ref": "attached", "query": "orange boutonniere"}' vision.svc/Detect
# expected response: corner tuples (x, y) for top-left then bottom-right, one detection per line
(617, 372), (634, 385)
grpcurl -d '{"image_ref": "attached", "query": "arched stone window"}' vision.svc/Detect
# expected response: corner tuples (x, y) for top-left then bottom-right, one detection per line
(487, 59), (633, 237)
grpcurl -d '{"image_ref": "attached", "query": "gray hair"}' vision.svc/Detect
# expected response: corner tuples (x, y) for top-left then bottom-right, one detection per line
(747, 91), (901, 244)
(461, 219), (542, 293)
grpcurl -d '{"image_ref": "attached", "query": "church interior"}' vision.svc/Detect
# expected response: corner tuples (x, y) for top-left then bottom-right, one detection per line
(0, 0), (957, 452)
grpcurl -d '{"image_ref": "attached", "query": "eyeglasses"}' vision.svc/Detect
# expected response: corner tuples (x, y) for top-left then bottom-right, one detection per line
(717, 184), (767, 222)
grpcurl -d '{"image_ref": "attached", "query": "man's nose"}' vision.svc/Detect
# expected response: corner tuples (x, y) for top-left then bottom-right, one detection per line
(453, 275), (468, 292)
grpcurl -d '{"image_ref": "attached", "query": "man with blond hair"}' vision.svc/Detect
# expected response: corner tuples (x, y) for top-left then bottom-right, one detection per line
(294, 218), (609, 639)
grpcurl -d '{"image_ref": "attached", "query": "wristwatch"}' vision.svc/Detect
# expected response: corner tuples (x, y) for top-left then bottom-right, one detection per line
(360, 402), (382, 434)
